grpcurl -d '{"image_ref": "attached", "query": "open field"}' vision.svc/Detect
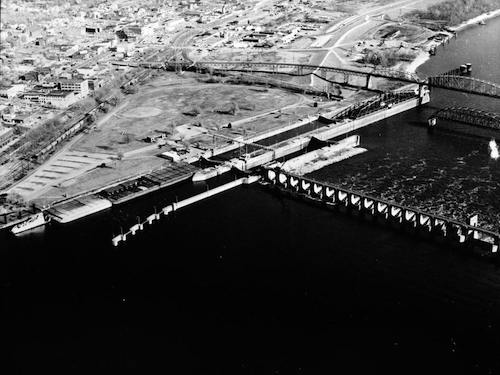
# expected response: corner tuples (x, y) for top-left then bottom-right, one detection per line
(72, 79), (301, 154)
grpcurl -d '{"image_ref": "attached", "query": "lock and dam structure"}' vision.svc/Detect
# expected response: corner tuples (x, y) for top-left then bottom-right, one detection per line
(99, 59), (500, 255)
(262, 167), (500, 256)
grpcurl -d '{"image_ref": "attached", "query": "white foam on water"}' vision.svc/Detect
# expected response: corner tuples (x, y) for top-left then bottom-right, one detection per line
(489, 139), (499, 160)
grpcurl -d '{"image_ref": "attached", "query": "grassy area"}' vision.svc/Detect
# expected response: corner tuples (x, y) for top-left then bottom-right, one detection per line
(72, 79), (300, 154)
(405, 0), (500, 25)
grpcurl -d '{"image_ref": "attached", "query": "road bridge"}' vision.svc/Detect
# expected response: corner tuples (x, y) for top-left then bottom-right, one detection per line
(429, 107), (500, 130)
(263, 167), (500, 255)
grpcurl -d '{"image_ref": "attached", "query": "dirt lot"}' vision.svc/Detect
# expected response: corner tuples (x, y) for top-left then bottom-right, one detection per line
(72, 78), (300, 154)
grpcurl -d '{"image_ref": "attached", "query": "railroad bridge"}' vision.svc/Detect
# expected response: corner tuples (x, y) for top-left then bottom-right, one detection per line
(188, 60), (420, 90)
(263, 167), (500, 254)
(427, 75), (500, 99)
(113, 59), (500, 98)
(429, 107), (500, 130)
(171, 60), (500, 99)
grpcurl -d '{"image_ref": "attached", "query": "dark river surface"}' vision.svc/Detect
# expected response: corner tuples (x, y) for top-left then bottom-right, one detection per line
(1, 18), (500, 374)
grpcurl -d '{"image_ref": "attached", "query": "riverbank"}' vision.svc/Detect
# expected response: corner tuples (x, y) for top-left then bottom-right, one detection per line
(449, 8), (500, 32)
(405, 8), (500, 74)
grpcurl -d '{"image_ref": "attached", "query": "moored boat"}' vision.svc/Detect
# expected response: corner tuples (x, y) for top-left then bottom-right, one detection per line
(11, 212), (49, 235)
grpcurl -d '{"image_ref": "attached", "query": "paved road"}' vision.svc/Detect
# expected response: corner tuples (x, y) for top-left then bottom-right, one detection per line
(310, 0), (425, 87)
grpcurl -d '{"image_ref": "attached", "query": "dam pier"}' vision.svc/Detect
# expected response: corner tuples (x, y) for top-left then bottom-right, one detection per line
(263, 167), (500, 256)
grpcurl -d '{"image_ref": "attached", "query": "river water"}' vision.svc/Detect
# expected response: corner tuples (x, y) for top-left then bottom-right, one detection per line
(1, 18), (500, 374)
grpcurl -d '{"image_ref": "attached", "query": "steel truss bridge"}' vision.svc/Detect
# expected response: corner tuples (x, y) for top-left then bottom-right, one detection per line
(427, 75), (500, 99)
(192, 60), (420, 83)
(112, 59), (500, 99)
(328, 90), (419, 122)
(430, 107), (500, 130)
(184, 61), (500, 99)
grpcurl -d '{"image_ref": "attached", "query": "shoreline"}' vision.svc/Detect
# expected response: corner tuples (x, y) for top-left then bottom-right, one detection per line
(405, 8), (500, 74)
(449, 8), (500, 32)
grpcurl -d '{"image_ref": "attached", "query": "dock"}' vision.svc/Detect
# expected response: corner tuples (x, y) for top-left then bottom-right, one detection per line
(48, 195), (112, 223)
(41, 163), (197, 225)
(97, 163), (198, 204)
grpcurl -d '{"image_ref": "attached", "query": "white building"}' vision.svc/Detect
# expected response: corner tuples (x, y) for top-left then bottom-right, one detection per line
(58, 78), (89, 97)
(23, 90), (78, 108)
(0, 84), (26, 98)
(39, 90), (78, 108)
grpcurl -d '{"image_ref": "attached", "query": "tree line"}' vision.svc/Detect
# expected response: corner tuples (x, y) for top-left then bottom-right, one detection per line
(406, 0), (500, 25)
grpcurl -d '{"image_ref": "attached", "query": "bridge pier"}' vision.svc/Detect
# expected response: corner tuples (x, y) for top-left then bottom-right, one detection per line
(467, 214), (479, 240)
(301, 179), (311, 194)
(376, 202), (389, 219)
(349, 193), (362, 211)
(337, 190), (348, 207)
(418, 213), (433, 232)
(432, 218), (447, 236)
(401, 209), (419, 234)
(325, 187), (336, 203)
(278, 172), (288, 187)
(363, 198), (375, 215)
(389, 205), (403, 224)
(313, 183), (324, 198)
(267, 169), (277, 183)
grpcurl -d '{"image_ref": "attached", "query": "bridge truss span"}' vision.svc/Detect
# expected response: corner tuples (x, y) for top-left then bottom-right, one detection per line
(428, 75), (500, 98)
(327, 90), (420, 122)
(193, 60), (422, 84)
(430, 106), (500, 130)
